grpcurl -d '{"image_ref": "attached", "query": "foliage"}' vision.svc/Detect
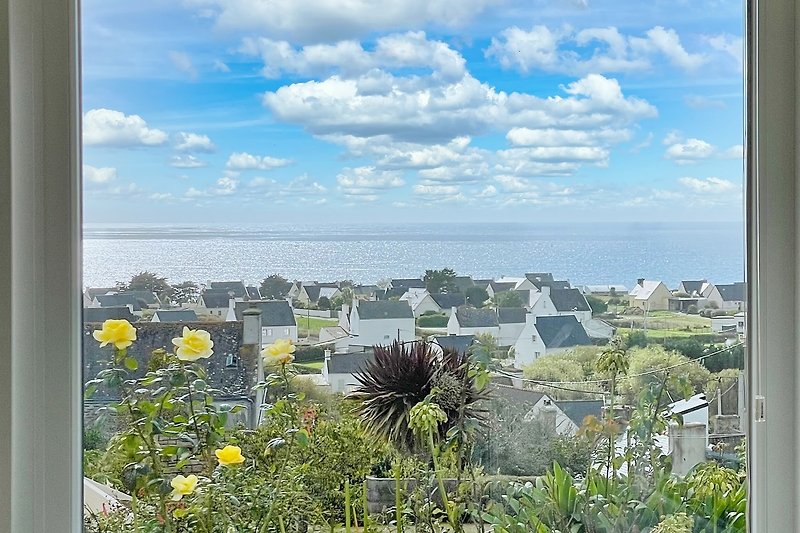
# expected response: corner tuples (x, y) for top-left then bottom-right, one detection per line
(523, 355), (602, 400)
(117, 270), (173, 301)
(424, 268), (457, 294)
(83, 420), (109, 451)
(317, 295), (331, 310)
(468, 333), (507, 361)
(618, 345), (710, 403)
(586, 295), (608, 315)
(417, 313), (449, 328)
(171, 281), (200, 305)
(465, 286), (490, 307)
(259, 273), (292, 300)
(687, 304), (699, 314)
(493, 290), (524, 308)
(349, 341), (489, 451)
(626, 329), (649, 348)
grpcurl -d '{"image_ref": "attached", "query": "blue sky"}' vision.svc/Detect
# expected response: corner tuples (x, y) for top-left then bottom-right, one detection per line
(82, 0), (744, 224)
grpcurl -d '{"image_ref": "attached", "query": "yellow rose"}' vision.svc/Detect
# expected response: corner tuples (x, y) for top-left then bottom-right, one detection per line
(169, 474), (198, 501)
(172, 326), (214, 361)
(261, 338), (296, 366)
(92, 319), (137, 350)
(215, 445), (245, 467)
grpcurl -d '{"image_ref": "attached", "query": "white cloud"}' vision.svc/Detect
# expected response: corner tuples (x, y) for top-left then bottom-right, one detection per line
(169, 51), (198, 79)
(83, 108), (168, 147)
(337, 166), (405, 198)
(665, 138), (715, 164)
(149, 193), (173, 201)
(684, 95), (726, 109)
(170, 155), (208, 168)
(476, 185), (497, 198)
(506, 127), (630, 147)
(175, 132), (215, 152)
(214, 177), (239, 195)
(83, 164), (117, 184)
(486, 24), (706, 75)
(705, 34), (743, 71)
(722, 144), (744, 159)
(213, 59), (231, 72)
(678, 176), (738, 194)
(184, 0), (499, 43)
(663, 130), (683, 145)
(413, 183), (460, 195)
(225, 152), (292, 170)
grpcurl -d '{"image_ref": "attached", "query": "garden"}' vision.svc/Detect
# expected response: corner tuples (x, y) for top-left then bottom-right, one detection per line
(84, 320), (747, 532)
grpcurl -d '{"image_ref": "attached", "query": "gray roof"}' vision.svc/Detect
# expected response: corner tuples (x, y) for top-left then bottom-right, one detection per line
(680, 281), (705, 296)
(473, 279), (494, 289)
(117, 290), (160, 305)
(354, 285), (379, 296)
(455, 306), (499, 328)
(525, 272), (555, 283)
(452, 276), (475, 292)
(555, 400), (604, 427)
(201, 289), (232, 309)
(430, 293), (466, 309)
(717, 282), (746, 302)
(86, 287), (115, 300)
(83, 322), (251, 401)
(549, 288), (591, 312)
(535, 315), (592, 349)
(327, 349), (375, 374)
(246, 286), (262, 300)
(303, 285), (322, 302)
(357, 300), (414, 320)
(489, 383), (544, 408)
(210, 281), (248, 299)
(497, 307), (527, 324)
(391, 278), (426, 289)
(489, 281), (516, 293)
(94, 293), (143, 312)
(84, 306), (137, 323)
(532, 280), (571, 290)
(153, 309), (198, 322)
(433, 334), (475, 354)
(234, 300), (296, 326)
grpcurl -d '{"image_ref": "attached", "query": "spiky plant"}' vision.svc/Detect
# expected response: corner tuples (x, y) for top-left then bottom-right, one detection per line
(349, 341), (488, 451)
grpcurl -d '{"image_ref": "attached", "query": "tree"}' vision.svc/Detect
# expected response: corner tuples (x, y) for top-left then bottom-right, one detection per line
(586, 295), (608, 315)
(171, 281), (199, 305)
(423, 268), (457, 294)
(493, 290), (524, 308)
(260, 274), (291, 300)
(618, 345), (710, 403)
(465, 286), (489, 307)
(118, 271), (173, 300)
(317, 296), (331, 310)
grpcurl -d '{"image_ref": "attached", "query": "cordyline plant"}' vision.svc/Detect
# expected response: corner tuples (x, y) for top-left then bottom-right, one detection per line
(349, 341), (489, 452)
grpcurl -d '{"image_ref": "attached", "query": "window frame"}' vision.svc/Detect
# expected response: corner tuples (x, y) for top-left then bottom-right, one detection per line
(0, 0), (796, 530)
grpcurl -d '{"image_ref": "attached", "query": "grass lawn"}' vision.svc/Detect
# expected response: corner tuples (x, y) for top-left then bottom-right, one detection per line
(295, 314), (339, 337)
(618, 327), (705, 339)
(296, 361), (324, 371)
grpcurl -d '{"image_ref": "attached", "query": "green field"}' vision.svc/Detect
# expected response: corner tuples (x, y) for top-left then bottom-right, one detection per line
(295, 315), (339, 337)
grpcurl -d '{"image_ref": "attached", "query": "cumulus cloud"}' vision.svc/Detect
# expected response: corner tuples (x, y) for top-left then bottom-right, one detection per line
(486, 24), (706, 75)
(83, 108), (168, 147)
(705, 34), (743, 71)
(83, 164), (117, 184)
(678, 176), (738, 194)
(170, 155), (208, 168)
(184, 0), (499, 42)
(665, 138), (715, 164)
(225, 152), (292, 170)
(175, 132), (215, 152)
(337, 166), (405, 200)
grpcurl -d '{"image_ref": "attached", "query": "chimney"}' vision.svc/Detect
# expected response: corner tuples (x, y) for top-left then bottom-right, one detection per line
(541, 398), (557, 433)
(242, 308), (263, 428)
(322, 349), (332, 383)
(637, 278), (645, 287)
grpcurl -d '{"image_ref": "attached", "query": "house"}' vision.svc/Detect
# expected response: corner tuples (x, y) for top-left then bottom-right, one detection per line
(486, 281), (517, 298)
(490, 383), (594, 436)
(411, 292), (466, 317)
(319, 326), (352, 353)
(712, 312), (746, 335)
(85, 287), (115, 302)
(297, 283), (341, 305)
(555, 400), (605, 433)
(83, 306), (137, 323)
(231, 300), (298, 345)
(117, 290), (160, 309)
(583, 318), (616, 339)
(700, 282), (725, 309)
(497, 307), (527, 346)
(151, 309), (198, 323)
(447, 306), (500, 337)
(549, 288), (592, 323)
(246, 286), (262, 300)
(579, 284), (628, 296)
(199, 289), (235, 318)
(628, 279), (672, 311)
(716, 282), (747, 311)
(322, 347), (375, 394)
(209, 281), (249, 300)
(353, 284), (380, 300)
(349, 300), (415, 347)
(513, 315), (592, 368)
(92, 293), (144, 316)
(431, 334), (476, 355)
(678, 280), (707, 297)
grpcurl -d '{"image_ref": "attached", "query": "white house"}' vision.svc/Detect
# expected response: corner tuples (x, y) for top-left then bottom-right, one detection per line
(199, 289), (239, 318)
(319, 326), (352, 353)
(549, 288), (593, 323)
(231, 300), (298, 346)
(711, 312), (746, 335)
(151, 309), (198, 323)
(667, 393), (710, 449)
(513, 315), (592, 368)
(628, 279), (672, 311)
(92, 293), (144, 317)
(497, 307), (527, 346)
(446, 306), (500, 337)
(322, 348), (374, 394)
(349, 300), (415, 347)
(716, 282), (747, 311)
(410, 293), (466, 317)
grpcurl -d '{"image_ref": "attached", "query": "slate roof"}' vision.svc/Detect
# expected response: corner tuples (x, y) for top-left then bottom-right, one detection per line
(233, 300), (296, 327)
(679, 281), (705, 296)
(86, 287), (115, 300)
(535, 315), (592, 349)
(497, 307), (527, 324)
(210, 281), (248, 299)
(117, 290), (160, 306)
(473, 279), (493, 289)
(95, 293), (143, 312)
(354, 285), (379, 296)
(84, 306), (137, 323)
(378, 287), (408, 300)
(201, 289), (233, 309)
(455, 306), (499, 328)
(152, 309), (198, 322)
(525, 273), (555, 283)
(327, 349), (375, 374)
(489, 281), (517, 293)
(555, 400), (604, 427)
(303, 285), (322, 302)
(391, 278), (426, 289)
(532, 280), (571, 290)
(550, 288), (591, 312)
(433, 334), (476, 354)
(357, 300), (414, 320)
(83, 321), (253, 401)
(246, 286), (262, 300)
(489, 383), (544, 409)
(716, 282), (747, 302)
(430, 293), (466, 309)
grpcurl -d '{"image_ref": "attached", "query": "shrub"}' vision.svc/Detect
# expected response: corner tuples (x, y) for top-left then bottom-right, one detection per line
(317, 296), (331, 310)
(417, 313), (448, 328)
(626, 330), (649, 348)
(294, 344), (326, 363)
(586, 295), (608, 314)
(687, 304), (699, 314)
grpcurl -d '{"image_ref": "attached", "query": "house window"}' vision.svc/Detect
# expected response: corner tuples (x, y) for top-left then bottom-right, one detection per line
(267, 328), (273, 336)
(284, 328), (289, 335)
(225, 353), (239, 368)
(531, 335), (537, 341)
(534, 351), (541, 358)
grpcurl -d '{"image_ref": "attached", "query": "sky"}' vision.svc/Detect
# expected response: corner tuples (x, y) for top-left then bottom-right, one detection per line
(81, 0), (745, 224)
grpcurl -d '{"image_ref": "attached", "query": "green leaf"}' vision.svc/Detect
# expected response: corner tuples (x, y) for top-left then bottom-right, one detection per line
(192, 379), (206, 392)
(295, 428), (309, 448)
(123, 356), (138, 371)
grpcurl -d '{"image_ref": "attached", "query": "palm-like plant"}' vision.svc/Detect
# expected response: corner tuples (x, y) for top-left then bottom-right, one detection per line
(349, 341), (487, 451)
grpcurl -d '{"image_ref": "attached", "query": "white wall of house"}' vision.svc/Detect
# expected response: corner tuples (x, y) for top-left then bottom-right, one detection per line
(513, 315), (547, 368)
(528, 290), (555, 315)
(413, 295), (442, 317)
(446, 312), (500, 338)
(559, 309), (592, 323)
(629, 282), (672, 311)
(350, 311), (415, 346)
(262, 325), (298, 345)
(702, 285), (725, 309)
(526, 396), (580, 435)
(497, 322), (526, 346)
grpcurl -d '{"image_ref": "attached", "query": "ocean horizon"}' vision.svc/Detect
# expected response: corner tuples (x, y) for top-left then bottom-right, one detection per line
(83, 221), (745, 289)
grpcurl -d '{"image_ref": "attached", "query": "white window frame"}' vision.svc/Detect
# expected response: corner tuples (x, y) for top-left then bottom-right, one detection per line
(0, 0), (796, 531)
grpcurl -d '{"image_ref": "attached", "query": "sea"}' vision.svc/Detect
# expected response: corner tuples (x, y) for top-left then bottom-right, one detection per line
(83, 222), (746, 289)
